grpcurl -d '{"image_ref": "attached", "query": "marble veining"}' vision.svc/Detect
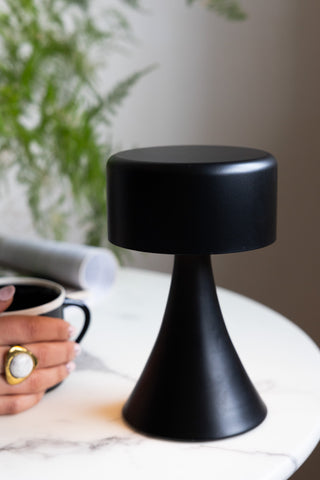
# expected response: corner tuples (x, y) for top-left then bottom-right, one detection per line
(192, 443), (299, 471)
(0, 436), (142, 458)
(0, 432), (298, 480)
(0, 434), (297, 465)
(75, 349), (136, 382)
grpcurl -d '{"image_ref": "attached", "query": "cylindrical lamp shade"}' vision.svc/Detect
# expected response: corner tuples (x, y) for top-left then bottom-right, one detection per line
(107, 146), (277, 254)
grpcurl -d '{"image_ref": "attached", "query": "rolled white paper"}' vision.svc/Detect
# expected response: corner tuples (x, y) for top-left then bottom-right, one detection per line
(0, 236), (118, 292)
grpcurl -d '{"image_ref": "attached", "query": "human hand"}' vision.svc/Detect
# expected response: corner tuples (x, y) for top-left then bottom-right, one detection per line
(0, 285), (79, 414)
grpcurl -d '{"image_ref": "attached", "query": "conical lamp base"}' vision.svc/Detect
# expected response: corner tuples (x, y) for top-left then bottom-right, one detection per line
(123, 255), (267, 441)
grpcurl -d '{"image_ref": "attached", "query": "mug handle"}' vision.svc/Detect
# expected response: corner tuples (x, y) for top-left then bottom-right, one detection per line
(62, 298), (91, 343)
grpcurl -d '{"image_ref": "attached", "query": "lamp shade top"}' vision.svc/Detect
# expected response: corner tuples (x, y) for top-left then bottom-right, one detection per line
(107, 145), (277, 254)
(111, 145), (270, 165)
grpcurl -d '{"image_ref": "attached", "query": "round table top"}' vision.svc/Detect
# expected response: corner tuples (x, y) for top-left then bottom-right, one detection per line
(0, 268), (319, 480)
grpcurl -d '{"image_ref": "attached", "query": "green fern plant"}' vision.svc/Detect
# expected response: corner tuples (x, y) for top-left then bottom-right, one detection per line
(0, 0), (245, 252)
(186, 0), (246, 20)
(0, 0), (151, 248)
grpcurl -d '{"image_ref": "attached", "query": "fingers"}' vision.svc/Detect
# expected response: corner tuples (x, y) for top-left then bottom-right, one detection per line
(0, 315), (72, 345)
(0, 296), (80, 415)
(0, 343), (78, 414)
(0, 342), (80, 374)
(0, 285), (15, 313)
(0, 363), (75, 395)
(0, 393), (44, 415)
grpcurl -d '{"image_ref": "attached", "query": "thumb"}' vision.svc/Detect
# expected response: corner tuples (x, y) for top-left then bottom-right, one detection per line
(0, 285), (15, 312)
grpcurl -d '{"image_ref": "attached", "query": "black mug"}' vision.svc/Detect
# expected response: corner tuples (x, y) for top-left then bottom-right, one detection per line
(0, 276), (90, 341)
(0, 276), (90, 389)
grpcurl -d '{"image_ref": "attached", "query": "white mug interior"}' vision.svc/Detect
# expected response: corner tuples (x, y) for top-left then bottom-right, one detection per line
(0, 277), (65, 316)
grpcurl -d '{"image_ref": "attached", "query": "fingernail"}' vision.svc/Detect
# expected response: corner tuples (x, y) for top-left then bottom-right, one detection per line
(0, 285), (15, 301)
(74, 343), (81, 357)
(68, 325), (77, 339)
(66, 361), (76, 374)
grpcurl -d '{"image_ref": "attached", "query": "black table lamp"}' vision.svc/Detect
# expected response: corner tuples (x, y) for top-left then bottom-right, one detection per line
(107, 145), (277, 441)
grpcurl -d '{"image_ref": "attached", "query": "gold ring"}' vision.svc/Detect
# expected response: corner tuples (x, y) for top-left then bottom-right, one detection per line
(5, 346), (38, 385)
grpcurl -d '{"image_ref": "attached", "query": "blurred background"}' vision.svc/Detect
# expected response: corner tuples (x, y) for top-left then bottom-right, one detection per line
(0, 1), (319, 477)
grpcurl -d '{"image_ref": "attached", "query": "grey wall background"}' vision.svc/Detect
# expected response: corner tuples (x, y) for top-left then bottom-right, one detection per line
(108, 1), (319, 477)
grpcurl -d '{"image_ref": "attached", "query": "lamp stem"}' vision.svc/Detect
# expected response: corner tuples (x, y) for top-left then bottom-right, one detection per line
(123, 254), (267, 441)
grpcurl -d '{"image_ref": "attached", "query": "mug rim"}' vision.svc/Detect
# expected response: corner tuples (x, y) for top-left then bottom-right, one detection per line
(0, 276), (65, 316)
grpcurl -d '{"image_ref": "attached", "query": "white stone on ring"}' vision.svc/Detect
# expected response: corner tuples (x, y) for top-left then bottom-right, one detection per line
(5, 346), (38, 385)
(9, 353), (34, 378)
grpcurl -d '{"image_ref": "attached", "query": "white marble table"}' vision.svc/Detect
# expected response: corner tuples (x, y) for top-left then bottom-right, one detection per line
(0, 268), (319, 480)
